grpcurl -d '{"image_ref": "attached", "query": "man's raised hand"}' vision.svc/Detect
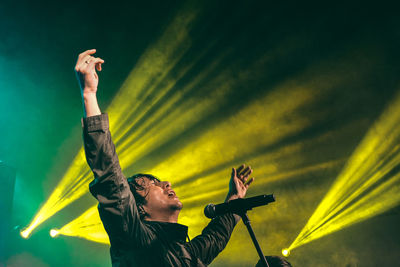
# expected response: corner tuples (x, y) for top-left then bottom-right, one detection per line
(74, 49), (104, 96)
(225, 164), (255, 202)
(75, 49), (104, 117)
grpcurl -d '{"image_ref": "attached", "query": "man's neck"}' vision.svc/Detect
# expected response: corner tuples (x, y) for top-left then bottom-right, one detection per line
(145, 211), (179, 223)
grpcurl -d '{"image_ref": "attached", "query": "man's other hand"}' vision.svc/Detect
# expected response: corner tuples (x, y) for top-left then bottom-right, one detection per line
(225, 164), (255, 202)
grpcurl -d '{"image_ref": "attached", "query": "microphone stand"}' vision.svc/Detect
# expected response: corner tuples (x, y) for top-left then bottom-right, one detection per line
(205, 194), (275, 266)
(238, 212), (269, 267)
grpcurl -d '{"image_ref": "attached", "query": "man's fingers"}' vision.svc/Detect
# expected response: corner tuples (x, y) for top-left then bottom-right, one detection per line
(240, 169), (251, 183)
(231, 167), (237, 179)
(96, 62), (103, 71)
(245, 177), (255, 188)
(78, 49), (96, 60)
(242, 167), (252, 177)
(76, 54), (93, 71)
(76, 50), (101, 70)
(234, 178), (241, 189)
(236, 164), (245, 174)
(96, 63), (102, 71)
(89, 58), (104, 71)
(238, 166), (252, 179)
(78, 57), (104, 72)
(92, 57), (104, 64)
(82, 55), (101, 65)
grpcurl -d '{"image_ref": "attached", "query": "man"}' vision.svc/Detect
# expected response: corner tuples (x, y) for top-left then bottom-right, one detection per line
(75, 49), (255, 266)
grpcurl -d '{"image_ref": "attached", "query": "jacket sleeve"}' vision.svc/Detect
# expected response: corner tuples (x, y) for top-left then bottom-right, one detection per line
(82, 113), (155, 247)
(189, 213), (240, 265)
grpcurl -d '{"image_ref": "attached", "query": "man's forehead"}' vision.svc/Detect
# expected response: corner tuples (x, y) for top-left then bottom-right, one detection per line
(129, 173), (160, 181)
(135, 176), (160, 183)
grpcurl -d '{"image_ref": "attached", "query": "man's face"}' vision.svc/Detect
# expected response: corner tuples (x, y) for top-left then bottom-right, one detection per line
(135, 177), (183, 218)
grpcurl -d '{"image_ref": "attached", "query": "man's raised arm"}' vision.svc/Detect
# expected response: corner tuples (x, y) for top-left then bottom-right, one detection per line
(74, 49), (151, 246)
(74, 49), (104, 117)
(189, 165), (256, 265)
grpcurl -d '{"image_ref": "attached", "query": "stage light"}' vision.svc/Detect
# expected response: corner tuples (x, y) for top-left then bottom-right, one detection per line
(50, 229), (59, 238)
(287, 90), (400, 252)
(20, 229), (30, 239)
(282, 248), (290, 257)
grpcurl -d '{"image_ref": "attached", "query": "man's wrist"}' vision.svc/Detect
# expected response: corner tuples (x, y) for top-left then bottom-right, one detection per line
(82, 90), (97, 99)
(225, 194), (239, 202)
(224, 195), (243, 223)
(82, 91), (101, 117)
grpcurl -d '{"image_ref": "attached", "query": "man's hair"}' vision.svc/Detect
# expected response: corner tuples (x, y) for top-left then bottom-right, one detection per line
(127, 173), (160, 220)
(255, 256), (292, 267)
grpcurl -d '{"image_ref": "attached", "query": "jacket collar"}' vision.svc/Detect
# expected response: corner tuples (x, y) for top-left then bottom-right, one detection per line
(144, 221), (188, 243)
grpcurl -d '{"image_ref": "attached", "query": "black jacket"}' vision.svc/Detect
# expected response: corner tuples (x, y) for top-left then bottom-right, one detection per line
(83, 114), (239, 266)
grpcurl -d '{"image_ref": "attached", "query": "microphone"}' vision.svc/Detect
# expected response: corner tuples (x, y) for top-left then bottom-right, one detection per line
(204, 194), (275, 219)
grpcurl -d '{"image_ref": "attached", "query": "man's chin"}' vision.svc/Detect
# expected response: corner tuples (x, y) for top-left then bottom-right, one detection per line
(171, 200), (183, 211)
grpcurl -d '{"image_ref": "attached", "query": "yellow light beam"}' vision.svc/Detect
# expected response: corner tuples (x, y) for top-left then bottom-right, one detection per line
(57, 205), (109, 244)
(116, 48), (234, 164)
(288, 89), (400, 251)
(21, 148), (91, 238)
(296, 171), (400, 246)
(109, 9), (206, 143)
(146, 73), (344, 185)
(295, 145), (400, 244)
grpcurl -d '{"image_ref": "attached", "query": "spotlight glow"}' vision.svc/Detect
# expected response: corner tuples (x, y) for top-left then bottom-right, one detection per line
(20, 229), (30, 239)
(282, 248), (290, 257)
(50, 229), (59, 238)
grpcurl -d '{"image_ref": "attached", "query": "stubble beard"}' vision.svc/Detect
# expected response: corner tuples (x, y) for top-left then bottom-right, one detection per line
(170, 200), (183, 211)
